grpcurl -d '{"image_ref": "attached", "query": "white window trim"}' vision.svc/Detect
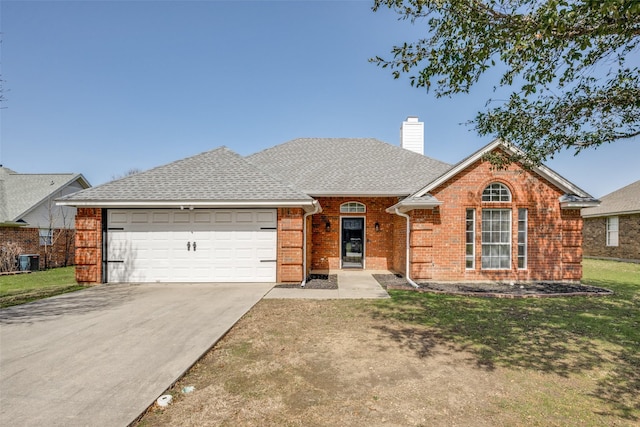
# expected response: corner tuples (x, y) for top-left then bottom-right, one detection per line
(340, 201), (366, 213)
(481, 209), (512, 270)
(482, 182), (512, 202)
(518, 208), (528, 270)
(606, 216), (619, 247)
(465, 209), (475, 269)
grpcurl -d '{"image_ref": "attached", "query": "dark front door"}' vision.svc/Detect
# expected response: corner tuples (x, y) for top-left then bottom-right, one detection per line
(342, 217), (364, 268)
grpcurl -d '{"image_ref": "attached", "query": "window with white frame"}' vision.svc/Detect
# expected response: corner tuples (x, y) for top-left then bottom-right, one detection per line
(481, 209), (511, 269)
(39, 229), (53, 246)
(482, 182), (511, 202)
(340, 202), (366, 213)
(518, 208), (528, 269)
(465, 209), (475, 269)
(606, 216), (619, 247)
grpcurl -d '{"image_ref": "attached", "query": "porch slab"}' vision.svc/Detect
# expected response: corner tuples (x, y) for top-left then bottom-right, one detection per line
(264, 270), (390, 299)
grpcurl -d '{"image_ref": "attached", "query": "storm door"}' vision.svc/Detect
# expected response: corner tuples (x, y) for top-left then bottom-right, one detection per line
(341, 217), (364, 268)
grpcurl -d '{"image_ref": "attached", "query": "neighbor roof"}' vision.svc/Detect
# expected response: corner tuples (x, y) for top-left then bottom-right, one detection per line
(247, 138), (452, 196)
(582, 179), (640, 218)
(0, 166), (90, 225)
(58, 147), (313, 208)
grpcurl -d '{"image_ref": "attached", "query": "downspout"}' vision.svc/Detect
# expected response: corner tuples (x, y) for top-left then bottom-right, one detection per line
(301, 200), (322, 287)
(394, 208), (419, 288)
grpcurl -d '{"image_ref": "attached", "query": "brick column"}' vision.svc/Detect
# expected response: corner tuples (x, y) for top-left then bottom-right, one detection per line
(75, 208), (102, 284)
(277, 208), (304, 283)
(561, 209), (583, 282)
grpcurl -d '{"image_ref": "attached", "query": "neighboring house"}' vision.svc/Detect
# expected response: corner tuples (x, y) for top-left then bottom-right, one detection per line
(58, 117), (598, 285)
(0, 166), (90, 270)
(581, 180), (640, 263)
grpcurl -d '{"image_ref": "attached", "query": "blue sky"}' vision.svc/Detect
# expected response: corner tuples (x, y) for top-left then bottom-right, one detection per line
(1, 0), (638, 198)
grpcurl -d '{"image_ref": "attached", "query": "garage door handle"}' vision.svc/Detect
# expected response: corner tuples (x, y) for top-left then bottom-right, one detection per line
(193, 242), (197, 251)
(260, 259), (277, 263)
(187, 242), (191, 251)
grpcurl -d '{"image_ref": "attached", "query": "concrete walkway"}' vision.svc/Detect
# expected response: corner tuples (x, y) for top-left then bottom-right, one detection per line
(264, 270), (390, 299)
(0, 282), (273, 427)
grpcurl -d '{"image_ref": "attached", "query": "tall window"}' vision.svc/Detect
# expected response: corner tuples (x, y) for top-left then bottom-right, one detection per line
(481, 209), (511, 269)
(465, 209), (475, 269)
(482, 182), (511, 202)
(606, 216), (619, 247)
(340, 202), (366, 213)
(518, 209), (528, 269)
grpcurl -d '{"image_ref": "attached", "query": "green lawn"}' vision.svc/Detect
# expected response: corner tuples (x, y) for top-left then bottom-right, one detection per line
(0, 266), (84, 308)
(373, 258), (640, 422)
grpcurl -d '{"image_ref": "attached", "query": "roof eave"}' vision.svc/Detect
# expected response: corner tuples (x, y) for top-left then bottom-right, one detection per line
(56, 199), (317, 210)
(582, 209), (640, 218)
(15, 174), (92, 220)
(307, 191), (410, 197)
(385, 199), (443, 214)
(411, 139), (593, 199)
(560, 200), (600, 210)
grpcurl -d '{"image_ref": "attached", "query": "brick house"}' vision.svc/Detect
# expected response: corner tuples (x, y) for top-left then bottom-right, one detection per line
(0, 166), (90, 271)
(582, 180), (640, 263)
(58, 118), (598, 285)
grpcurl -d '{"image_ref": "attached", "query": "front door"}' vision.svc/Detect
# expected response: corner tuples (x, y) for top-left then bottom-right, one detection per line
(341, 217), (364, 268)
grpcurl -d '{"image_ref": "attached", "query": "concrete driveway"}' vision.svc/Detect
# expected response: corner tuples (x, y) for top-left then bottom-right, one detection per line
(0, 282), (273, 427)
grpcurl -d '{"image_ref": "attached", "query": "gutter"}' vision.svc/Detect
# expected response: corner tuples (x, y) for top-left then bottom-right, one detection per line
(392, 208), (419, 289)
(301, 200), (322, 287)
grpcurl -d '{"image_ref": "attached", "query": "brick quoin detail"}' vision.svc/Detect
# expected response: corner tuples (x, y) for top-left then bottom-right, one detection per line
(277, 208), (304, 283)
(408, 157), (585, 282)
(75, 208), (102, 283)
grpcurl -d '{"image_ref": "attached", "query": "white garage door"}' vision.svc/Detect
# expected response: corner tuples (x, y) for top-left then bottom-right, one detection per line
(106, 209), (277, 283)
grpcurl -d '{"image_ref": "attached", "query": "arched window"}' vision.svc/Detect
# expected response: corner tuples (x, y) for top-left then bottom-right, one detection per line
(482, 182), (511, 202)
(340, 202), (366, 213)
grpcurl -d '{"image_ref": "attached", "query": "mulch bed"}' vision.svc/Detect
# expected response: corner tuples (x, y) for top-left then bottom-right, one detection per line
(373, 274), (613, 298)
(274, 274), (338, 289)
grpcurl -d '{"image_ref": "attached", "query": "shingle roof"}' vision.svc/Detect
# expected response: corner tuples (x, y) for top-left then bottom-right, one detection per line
(247, 138), (452, 196)
(60, 147), (312, 204)
(0, 166), (89, 223)
(582, 179), (640, 217)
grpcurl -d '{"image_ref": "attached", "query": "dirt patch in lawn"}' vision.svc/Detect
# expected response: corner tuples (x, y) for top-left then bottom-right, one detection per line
(374, 274), (613, 298)
(135, 299), (630, 427)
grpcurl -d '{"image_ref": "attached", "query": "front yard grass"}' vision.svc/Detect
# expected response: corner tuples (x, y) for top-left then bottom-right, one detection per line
(137, 259), (640, 426)
(0, 267), (84, 308)
(373, 258), (640, 422)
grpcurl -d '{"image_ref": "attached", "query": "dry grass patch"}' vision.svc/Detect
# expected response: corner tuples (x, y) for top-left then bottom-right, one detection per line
(136, 296), (636, 426)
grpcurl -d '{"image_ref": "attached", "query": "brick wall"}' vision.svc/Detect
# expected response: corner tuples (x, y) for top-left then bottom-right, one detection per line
(310, 197), (398, 271)
(408, 157), (584, 282)
(0, 227), (75, 270)
(583, 214), (640, 262)
(75, 208), (102, 283)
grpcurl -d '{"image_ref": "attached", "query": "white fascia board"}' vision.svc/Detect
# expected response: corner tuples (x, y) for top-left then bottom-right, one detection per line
(385, 200), (442, 214)
(17, 176), (90, 221)
(560, 200), (600, 209)
(56, 199), (317, 210)
(535, 164), (591, 197)
(412, 139), (592, 198)
(412, 139), (504, 198)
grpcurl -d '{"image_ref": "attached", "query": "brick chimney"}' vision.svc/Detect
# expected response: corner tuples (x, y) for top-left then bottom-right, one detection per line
(400, 116), (424, 155)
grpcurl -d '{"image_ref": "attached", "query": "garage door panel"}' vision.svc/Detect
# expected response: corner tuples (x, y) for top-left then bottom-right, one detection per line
(107, 209), (277, 283)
